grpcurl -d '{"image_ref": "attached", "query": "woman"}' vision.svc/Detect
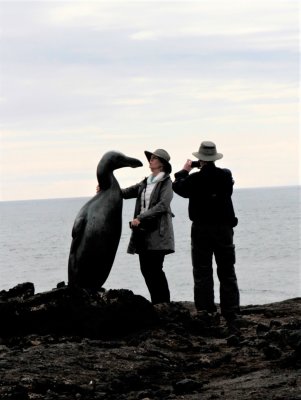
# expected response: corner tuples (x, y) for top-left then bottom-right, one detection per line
(122, 149), (175, 304)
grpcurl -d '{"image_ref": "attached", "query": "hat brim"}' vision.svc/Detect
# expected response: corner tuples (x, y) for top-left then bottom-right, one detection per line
(144, 151), (172, 173)
(192, 152), (223, 162)
(144, 151), (153, 162)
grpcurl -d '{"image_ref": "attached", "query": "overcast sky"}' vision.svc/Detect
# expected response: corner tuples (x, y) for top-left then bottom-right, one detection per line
(0, 0), (299, 201)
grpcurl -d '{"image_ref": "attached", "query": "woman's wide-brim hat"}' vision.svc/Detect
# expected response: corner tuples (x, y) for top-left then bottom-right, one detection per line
(192, 141), (223, 162)
(144, 148), (172, 173)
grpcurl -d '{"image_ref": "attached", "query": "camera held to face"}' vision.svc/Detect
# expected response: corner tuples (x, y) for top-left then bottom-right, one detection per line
(191, 161), (200, 168)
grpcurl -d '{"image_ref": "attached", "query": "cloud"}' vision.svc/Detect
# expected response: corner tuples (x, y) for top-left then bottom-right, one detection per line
(0, 1), (299, 200)
(130, 30), (160, 41)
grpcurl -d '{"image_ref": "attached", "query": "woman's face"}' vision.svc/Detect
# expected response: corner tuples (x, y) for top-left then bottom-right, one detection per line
(149, 155), (164, 174)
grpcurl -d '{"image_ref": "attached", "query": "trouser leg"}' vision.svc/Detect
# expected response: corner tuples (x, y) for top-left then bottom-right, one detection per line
(139, 251), (170, 304)
(191, 223), (216, 312)
(214, 226), (240, 319)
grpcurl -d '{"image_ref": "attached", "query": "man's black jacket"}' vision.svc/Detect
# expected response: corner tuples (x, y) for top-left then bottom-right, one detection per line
(173, 163), (238, 227)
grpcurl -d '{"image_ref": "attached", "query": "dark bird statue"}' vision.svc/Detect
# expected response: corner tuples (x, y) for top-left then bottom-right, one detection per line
(68, 151), (143, 290)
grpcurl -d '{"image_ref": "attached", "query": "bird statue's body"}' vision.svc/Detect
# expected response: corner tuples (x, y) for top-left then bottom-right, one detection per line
(68, 151), (142, 289)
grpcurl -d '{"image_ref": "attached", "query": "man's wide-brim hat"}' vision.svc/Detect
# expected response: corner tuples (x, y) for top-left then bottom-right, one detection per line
(192, 141), (223, 162)
(144, 148), (172, 173)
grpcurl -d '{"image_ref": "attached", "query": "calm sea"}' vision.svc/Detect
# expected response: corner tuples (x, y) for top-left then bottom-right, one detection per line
(0, 186), (300, 306)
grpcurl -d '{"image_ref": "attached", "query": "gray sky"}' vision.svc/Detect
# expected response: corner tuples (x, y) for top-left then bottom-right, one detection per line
(0, 0), (299, 201)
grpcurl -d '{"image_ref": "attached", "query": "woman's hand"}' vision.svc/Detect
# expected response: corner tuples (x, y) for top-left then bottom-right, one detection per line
(130, 218), (141, 227)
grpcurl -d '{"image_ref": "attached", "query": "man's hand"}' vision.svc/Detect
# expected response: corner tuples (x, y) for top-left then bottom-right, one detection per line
(183, 159), (193, 172)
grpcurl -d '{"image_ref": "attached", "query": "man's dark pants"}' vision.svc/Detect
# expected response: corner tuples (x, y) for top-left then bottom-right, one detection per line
(191, 222), (240, 320)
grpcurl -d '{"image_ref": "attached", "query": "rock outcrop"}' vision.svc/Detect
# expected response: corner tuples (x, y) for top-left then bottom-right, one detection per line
(0, 282), (300, 400)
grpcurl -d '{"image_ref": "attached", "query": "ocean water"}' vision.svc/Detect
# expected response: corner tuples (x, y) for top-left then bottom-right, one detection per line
(0, 186), (300, 306)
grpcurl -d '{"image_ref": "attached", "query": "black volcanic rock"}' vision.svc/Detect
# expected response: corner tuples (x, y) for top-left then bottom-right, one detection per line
(0, 283), (300, 400)
(0, 284), (158, 338)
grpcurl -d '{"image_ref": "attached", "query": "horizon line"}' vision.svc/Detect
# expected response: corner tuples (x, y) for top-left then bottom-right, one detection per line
(1, 184), (300, 203)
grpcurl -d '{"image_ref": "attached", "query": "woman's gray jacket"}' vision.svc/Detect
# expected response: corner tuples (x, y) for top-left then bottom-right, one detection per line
(122, 174), (175, 255)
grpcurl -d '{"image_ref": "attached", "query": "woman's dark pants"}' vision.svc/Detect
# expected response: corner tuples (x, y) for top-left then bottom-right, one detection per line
(191, 222), (240, 320)
(139, 251), (170, 304)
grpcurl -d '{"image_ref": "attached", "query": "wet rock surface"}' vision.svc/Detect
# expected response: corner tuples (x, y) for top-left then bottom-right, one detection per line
(0, 282), (300, 400)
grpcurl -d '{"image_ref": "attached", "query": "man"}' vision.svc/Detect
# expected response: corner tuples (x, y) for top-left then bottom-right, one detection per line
(173, 141), (240, 328)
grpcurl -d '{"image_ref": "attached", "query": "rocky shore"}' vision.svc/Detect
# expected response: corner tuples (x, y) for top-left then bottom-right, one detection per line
(0, 282), (300, 400)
